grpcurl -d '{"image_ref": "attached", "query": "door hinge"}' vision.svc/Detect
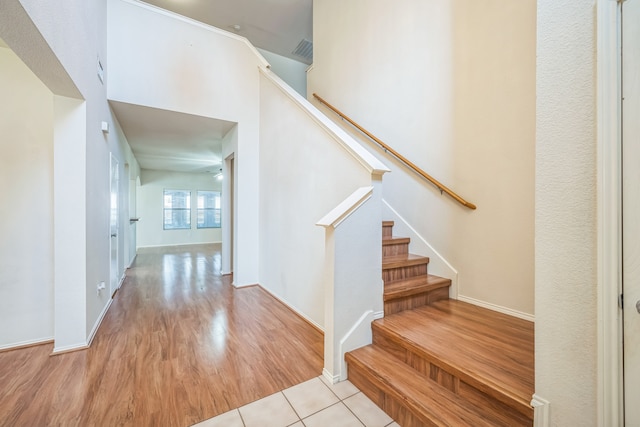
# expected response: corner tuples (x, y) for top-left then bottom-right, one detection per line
(619, 293), (624, 309)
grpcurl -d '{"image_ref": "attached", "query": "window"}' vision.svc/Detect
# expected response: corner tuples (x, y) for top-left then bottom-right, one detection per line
(197, 191), (221, 228)
(163, 190), (191, 230)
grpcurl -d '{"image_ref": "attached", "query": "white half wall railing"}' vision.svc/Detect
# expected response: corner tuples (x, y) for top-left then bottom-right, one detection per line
(317, 185), (385, 383)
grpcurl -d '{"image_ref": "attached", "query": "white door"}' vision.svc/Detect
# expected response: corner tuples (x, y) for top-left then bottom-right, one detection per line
(110, 154), (119, 296)
(623, 0), (640, 423)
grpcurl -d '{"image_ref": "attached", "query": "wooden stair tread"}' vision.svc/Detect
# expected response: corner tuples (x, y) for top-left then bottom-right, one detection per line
(346, 345), (530, 427)
(382, 220), (395, 227)
(382, 236), (410, 244)
(382, 253), (429, 269)
(384, 275), (450, 300)
(373, 300), (534, 414)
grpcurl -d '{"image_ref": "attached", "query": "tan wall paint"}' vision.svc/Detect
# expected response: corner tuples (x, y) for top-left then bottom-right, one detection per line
(309, 0), (536, 315)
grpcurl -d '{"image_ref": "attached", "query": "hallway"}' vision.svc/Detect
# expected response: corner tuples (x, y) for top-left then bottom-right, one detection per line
(0, 244), (323, 426)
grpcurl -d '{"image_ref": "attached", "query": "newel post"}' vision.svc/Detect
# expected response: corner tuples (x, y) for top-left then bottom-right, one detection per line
(316, 180), (384, 383)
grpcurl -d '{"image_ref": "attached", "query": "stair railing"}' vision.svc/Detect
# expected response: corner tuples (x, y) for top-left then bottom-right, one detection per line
(312, 93), (477, 210)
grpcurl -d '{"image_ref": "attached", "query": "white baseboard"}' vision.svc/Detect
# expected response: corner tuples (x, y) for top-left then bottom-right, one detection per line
(126, 254), (137, 269)
(323, 368), (340, 385)
(0, 337), (54, 352)
(382, 200), (459, 296)
(337, 310), (384, 381)
(136, 241), (222, 250)
(531, 394), (550, 427)
(457, 295), (535, 322)
(255, 284), (324, 332)
(51, 342), (89, 355)
(86, 297), (114, 347)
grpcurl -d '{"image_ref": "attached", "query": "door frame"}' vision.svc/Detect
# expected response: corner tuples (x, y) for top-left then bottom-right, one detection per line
(596, 0), (623, 425)
(109, 153), (120, 297)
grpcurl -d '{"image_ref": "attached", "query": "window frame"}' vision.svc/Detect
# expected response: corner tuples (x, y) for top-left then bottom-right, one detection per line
(163, 189), (192, 230)
(197, 190), (221, 229)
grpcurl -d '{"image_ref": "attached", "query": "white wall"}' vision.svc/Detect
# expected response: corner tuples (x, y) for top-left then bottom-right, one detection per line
(535, 0), (598, 424)
(1, 0), (140, 349)
(0, 46), (55, 349)
(309, 0), (536, 317)
(108, 0), (264, 286)
(257, 48), (308, 96)
(137, 169), (222, 247)
(258, 70), (377, 327)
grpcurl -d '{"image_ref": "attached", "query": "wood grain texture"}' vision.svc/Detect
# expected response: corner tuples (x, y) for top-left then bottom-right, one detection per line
(382, 254), (429, 283)
(372, 300), (534, 418)
(382, 237), (410, 257)
(382, 221), (394, 238)
(346, 345), (528, 426)
(0, 244), (323, 427)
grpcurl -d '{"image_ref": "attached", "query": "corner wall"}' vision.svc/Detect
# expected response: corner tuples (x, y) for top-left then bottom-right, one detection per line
(0, 46), (55, 348)
(535, 0), (598, 423)
(309, 0), (536, 316)
(1, 0), (140, 349)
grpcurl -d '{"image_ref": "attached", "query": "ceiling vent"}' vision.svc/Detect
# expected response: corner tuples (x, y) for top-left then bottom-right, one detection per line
(292, 38), (313, 62)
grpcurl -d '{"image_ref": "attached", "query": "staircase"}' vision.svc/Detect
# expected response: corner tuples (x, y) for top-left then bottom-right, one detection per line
(345, 221), (534, 427)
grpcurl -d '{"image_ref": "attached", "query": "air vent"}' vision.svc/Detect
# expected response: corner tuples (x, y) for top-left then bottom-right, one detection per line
(292, 38), (313, 62)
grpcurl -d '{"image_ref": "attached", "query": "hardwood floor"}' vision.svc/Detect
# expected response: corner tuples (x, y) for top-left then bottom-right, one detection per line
(0, 244), (324, 427)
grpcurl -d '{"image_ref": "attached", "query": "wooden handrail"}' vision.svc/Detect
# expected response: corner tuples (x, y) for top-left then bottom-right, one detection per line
(312, 93), (477, 210)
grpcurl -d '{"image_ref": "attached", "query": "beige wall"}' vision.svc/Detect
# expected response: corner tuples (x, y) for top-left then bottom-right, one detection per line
(309, 0), (536, 316)
(535, 0), (598, 423)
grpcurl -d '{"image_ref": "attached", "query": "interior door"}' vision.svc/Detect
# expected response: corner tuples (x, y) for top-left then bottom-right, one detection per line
(623, 0), (640, 423)
(110, 153), (119, 296)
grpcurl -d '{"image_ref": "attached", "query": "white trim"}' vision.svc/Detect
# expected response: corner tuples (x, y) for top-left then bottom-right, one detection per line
(254, 284), (324, 332)
(259, 68), (390, 176)
(382, 199), (459, 296)
(126, 253), (137, 269)
(337, 310), (384, 381)
(51, 342), (89, 355)
(457, 295), (534, 322)
(136, 241), (222, 250)
(596, 0), (624, 426)
(86, 297), (114, 347)
(323, 368), (340, 385)
(531, 394), (551, 427)
(120, 0), (270, 69)
(118, 272), (126, 289)
(0, 337), (54, 352)
(317, 187), (373, 228)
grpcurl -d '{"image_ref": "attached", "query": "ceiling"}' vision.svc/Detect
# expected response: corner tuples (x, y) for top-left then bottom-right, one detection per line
(141, 0), (313, 64)
(110, 101), (236, 174)
(114, 0), (312, 174)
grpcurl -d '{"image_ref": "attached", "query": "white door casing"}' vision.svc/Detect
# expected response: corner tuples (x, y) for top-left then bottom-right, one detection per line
(110, 153), (119, 296)
(623, 0), (640, 423)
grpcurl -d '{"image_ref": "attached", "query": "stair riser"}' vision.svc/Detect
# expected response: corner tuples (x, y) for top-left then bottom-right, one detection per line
(382, 243), (409, 257)
(383, 264), (428, 283)
(347, 363), (439, 427)
(372, 326), (533, 421)
(384, 287), (449, 315)
(382, 225), (393, 239)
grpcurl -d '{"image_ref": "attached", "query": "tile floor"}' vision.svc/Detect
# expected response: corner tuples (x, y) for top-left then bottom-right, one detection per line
(192, 376), (401, 427)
